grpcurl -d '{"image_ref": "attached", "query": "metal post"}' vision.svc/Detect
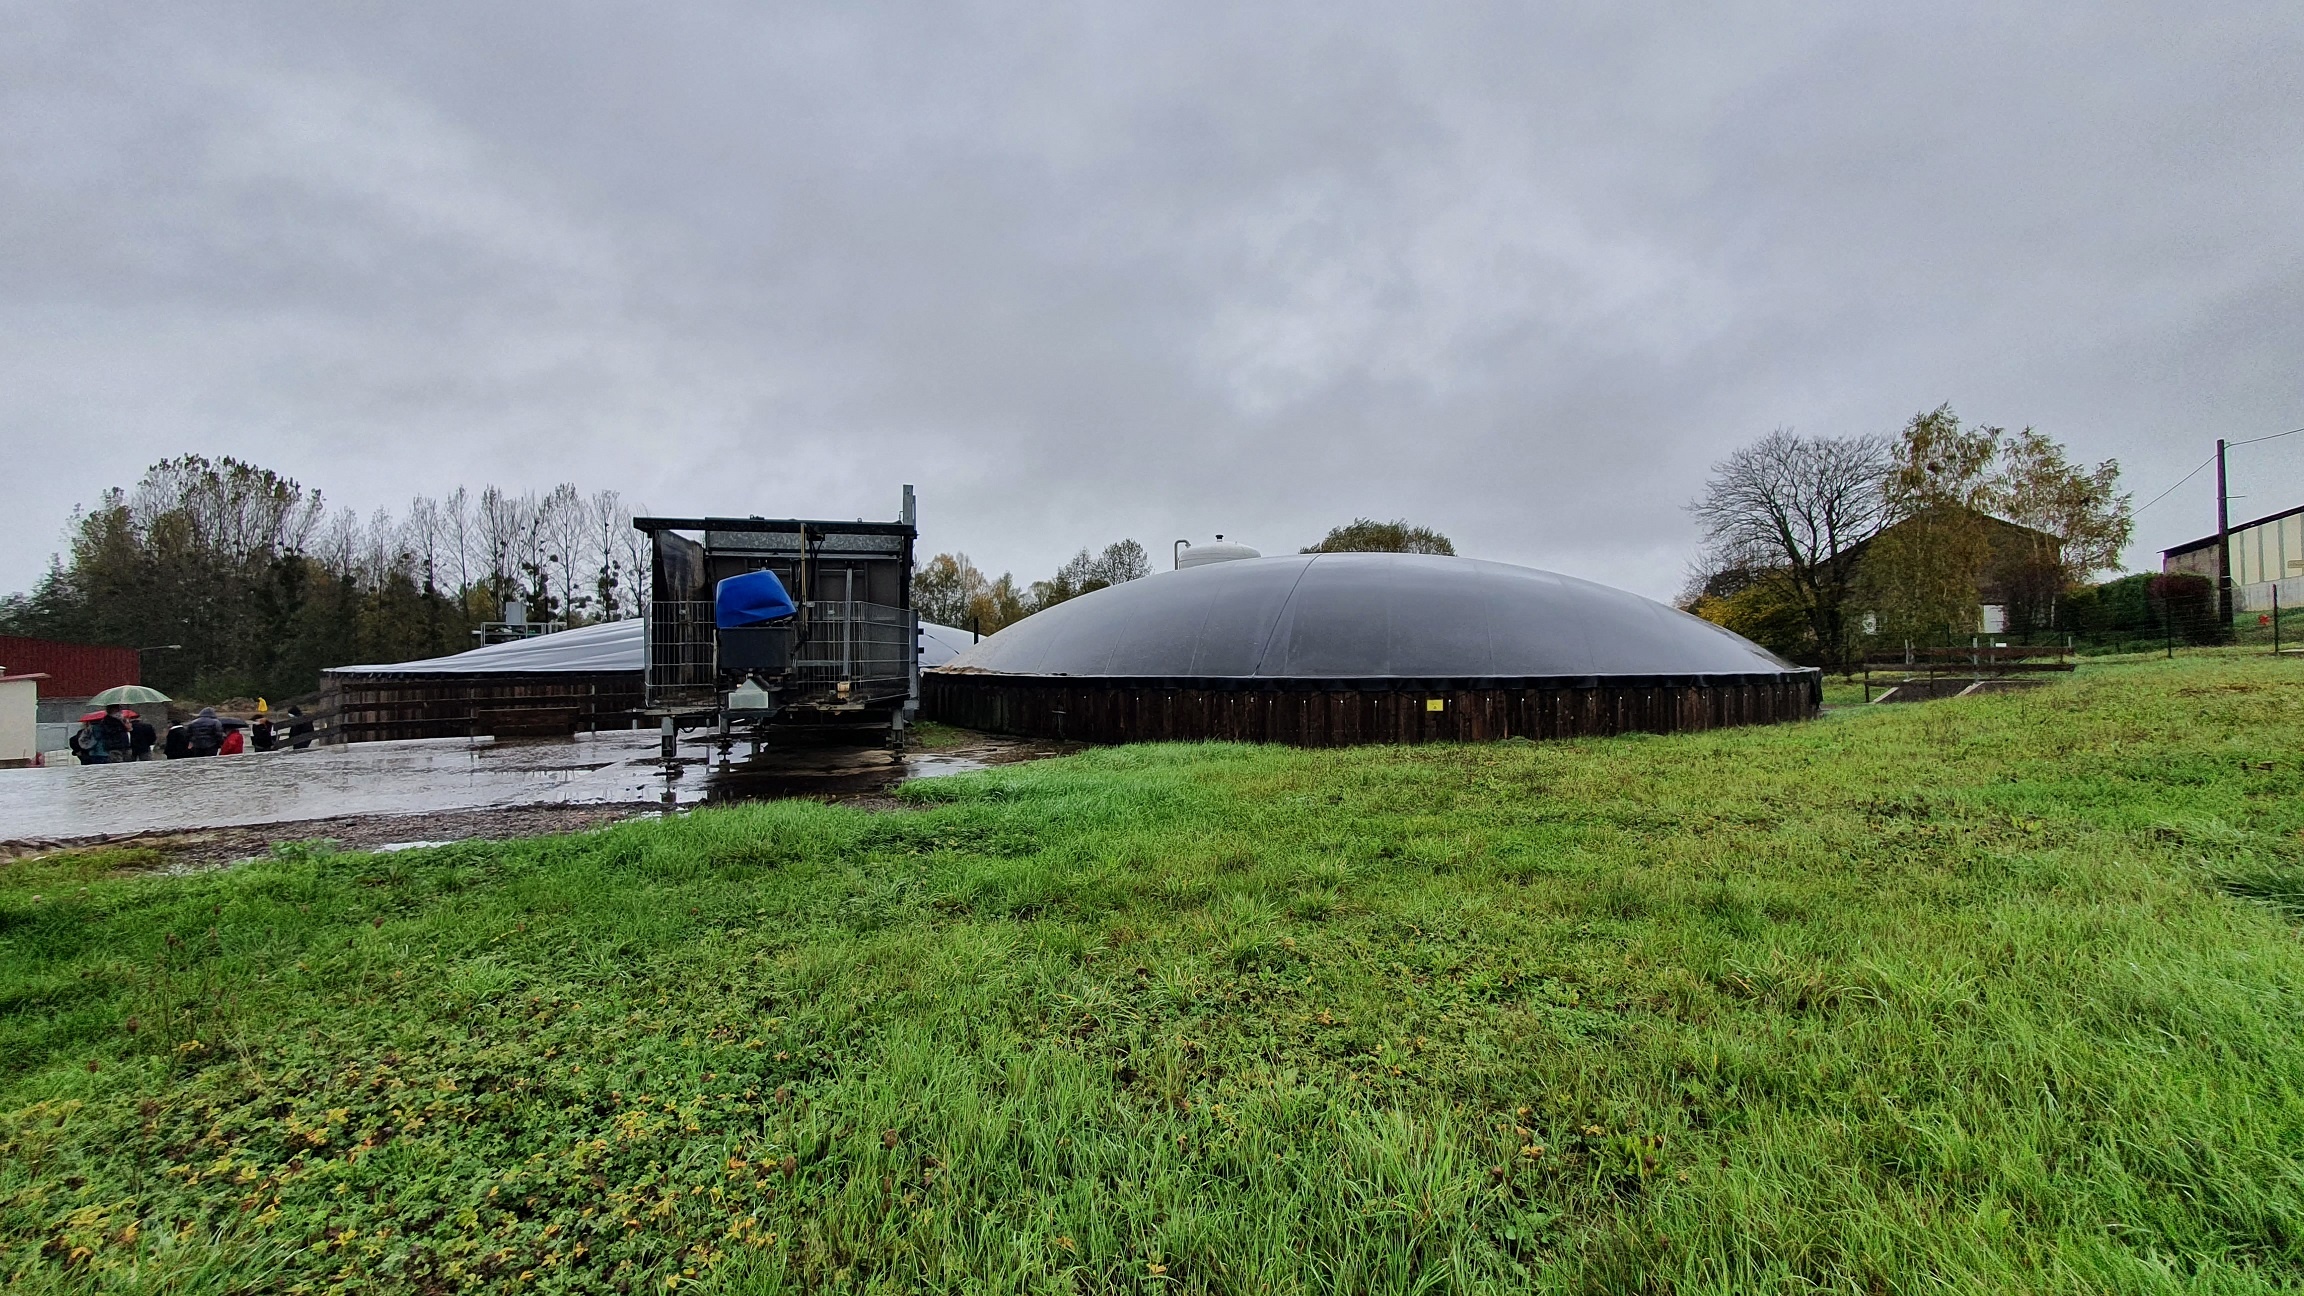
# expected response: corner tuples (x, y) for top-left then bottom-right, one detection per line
(2276, 583), (2282, 656)
(1174, 539), (1188, 570)
(842, 568), (855, 681)
(2216, 438), (2233, 631)
(660, 716), (676, 763)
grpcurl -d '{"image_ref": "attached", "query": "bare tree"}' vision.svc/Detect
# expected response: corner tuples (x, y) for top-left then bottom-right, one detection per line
(1028, 539), (1152, 611)
(1091, 539), (1150, 585)
(584, 490), (626, 619)
(405, 496), (445, 595)
(1690, 430), (1892, 669)
(437, 488), (475, 602)
(613, 509), (652, 621)
(536, 483), (588, 622)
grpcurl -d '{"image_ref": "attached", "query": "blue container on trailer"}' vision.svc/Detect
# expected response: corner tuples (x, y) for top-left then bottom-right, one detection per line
(715, 570), (798, 674)
(716, 570), (797, 628)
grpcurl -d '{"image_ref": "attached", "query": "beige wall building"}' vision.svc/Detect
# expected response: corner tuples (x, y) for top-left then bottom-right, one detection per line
(2163, 504), (2304, 611)
(2163, 505), (2304, 586)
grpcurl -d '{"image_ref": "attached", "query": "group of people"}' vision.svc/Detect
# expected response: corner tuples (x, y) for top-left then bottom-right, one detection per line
(70, 702), (312, 765)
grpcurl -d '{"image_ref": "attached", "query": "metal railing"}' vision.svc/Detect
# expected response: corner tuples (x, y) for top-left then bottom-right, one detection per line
(646, 598), (917, 707)
(1860, 641), (2074, 702)
(788, 599), (916, 692)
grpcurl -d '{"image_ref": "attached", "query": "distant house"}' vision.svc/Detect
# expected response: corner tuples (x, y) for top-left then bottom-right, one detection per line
(2162, 504), (2304, 609)
(1852, 508), (2062, 636)
(1691, 507), (2062, 662)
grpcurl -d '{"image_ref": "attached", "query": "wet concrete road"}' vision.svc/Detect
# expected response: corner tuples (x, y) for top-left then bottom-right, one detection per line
(0, 732), (1010, 843)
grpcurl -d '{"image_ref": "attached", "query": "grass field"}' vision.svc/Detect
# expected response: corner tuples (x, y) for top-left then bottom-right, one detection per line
(4, 654), (2302, 1293)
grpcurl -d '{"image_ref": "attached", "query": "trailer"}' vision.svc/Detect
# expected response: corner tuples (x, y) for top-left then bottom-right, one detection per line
(636, 487), (920, 760)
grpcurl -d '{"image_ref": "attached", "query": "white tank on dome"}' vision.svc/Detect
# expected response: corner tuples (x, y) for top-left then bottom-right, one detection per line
(1175, 536), (1262, 569)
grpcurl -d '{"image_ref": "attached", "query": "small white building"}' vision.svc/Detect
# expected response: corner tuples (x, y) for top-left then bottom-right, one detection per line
(0, 672), (47, 767)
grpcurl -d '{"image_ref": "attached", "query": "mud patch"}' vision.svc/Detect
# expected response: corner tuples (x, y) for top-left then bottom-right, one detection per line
(1, 729), (1072, 873)
(0, 728), (1070, 849)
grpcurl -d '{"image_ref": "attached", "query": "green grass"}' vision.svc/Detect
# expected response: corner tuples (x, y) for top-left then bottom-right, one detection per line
(5, 654), (2303, 1294)
(1817, 677), (1866, 708)
(901, 722), (977, 753)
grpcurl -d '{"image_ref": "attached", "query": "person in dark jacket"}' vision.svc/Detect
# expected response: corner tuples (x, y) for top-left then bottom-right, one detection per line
(163, 724), (190, 759)
(250, 701), (276, 752)
(130, 715), (157, 761)
(186, 707), (225, 756)
(286, 706), (314, 750)
(91, 706), (131, 764)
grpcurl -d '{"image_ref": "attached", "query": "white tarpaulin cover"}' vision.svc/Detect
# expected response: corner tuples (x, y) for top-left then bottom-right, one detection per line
(330, 619), (974, 675)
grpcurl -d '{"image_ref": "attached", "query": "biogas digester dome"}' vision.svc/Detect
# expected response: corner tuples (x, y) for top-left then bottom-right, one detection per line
(922, 552), (1818, 745)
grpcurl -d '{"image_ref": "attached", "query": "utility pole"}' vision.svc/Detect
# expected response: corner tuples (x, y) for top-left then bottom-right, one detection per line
(2216, 437), (2233, 632)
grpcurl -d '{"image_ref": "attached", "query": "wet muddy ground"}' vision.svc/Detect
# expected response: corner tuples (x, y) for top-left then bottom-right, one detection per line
(0, 728), (1067, 866)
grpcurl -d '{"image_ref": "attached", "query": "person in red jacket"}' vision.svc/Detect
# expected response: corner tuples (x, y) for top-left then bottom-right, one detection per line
(219, 725), (245, 755)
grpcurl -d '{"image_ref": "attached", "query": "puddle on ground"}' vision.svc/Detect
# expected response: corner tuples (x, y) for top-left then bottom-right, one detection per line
(0, 730), (1040, 843)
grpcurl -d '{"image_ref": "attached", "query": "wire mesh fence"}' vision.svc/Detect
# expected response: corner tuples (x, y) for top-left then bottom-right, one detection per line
(645, 598), (919, 709)
(1855, 592), (2304, 663)
(2067, 596), (2302, 657)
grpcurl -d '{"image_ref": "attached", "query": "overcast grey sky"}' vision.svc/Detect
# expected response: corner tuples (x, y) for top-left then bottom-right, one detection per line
(4, 2), (2299, 600)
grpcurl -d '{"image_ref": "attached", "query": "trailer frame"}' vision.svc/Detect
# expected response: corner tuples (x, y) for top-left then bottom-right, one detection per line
(634, 490), (920, 760)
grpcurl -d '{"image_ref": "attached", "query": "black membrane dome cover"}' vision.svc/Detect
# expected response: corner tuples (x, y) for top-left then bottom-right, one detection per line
(937, 553), (1804, 683)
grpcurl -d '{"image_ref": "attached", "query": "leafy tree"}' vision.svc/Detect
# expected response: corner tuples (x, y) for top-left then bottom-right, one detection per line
(911, 553), (989, 628)
(1850, 510), (1995, 644)
(907, 548), (981, 627)
(1301, 519), (1456, 555)
(1682, 568), (1816, 662)
(1993, 427), (2132, 587)
(971, 574), (1030, 633)
(910, 553), (1031, 633)
(1854, 406), (2132, 641)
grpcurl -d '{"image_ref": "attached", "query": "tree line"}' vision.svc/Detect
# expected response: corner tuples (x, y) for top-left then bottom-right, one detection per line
(909, 518), (1457, 632)
(0, 456), (652, 700)
(0, 451), (1472, 698)
(1684, 405), (2136, 669)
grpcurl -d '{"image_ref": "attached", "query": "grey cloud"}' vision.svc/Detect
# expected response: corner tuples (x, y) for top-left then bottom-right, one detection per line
(3, 1), (2297, 599)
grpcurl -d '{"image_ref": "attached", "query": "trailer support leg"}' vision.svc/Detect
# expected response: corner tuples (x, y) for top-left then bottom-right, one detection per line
(660, 717), (677, 764)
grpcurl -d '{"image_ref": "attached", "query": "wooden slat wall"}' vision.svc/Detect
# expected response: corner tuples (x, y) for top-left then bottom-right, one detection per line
(921, 675), (1816, 746)
(320, 673), (645, 744)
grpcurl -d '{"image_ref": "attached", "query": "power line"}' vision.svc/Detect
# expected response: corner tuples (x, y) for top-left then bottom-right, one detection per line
(2225, 425), (2304, 449)
(2129, 426), (2304, 518)
(2132, 454), (2214, 517)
